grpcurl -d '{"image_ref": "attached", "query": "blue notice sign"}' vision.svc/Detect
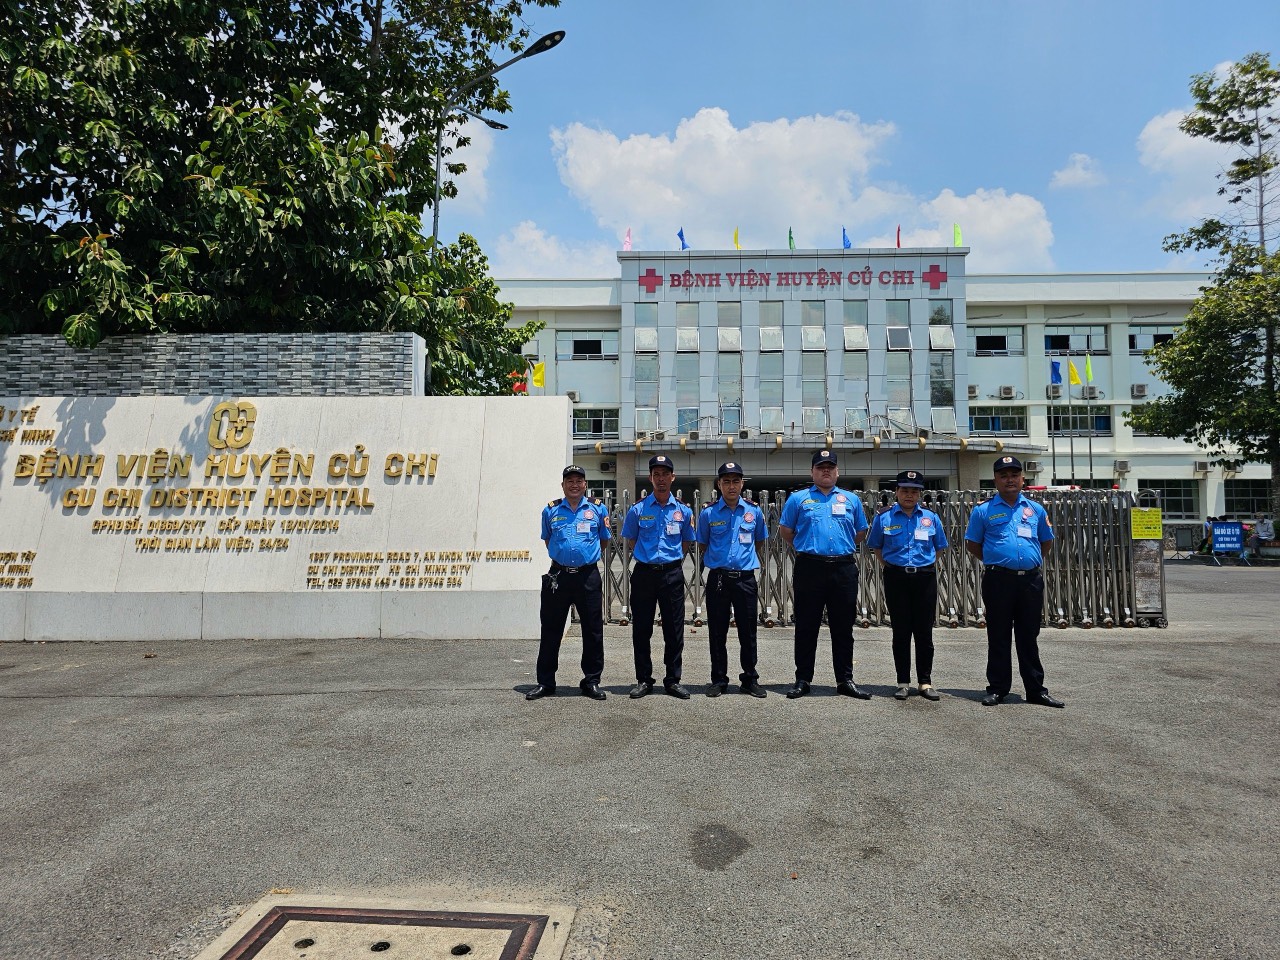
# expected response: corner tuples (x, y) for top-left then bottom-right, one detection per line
(1211, 521), (1244, 554)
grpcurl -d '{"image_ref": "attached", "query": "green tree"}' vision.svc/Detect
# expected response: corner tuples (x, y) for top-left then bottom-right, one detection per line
(1130, 52), (1280, 517)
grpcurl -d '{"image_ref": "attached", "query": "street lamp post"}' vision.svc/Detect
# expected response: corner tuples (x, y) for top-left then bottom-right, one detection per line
(429, 29), (565, 253)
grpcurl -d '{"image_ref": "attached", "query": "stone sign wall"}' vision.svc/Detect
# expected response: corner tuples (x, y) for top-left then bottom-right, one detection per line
(0, 396), (570, 641)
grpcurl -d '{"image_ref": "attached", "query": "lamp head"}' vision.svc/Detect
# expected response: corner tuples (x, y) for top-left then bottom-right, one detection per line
(522, 30), (565, 58)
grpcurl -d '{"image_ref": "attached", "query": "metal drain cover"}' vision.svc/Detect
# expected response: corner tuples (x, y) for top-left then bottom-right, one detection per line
(196, 894), (574, 960)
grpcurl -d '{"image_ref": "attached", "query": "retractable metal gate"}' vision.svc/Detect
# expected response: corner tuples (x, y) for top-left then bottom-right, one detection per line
(592, 488), (1167, 630)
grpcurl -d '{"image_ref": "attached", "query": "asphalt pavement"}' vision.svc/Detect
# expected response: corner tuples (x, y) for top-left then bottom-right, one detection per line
(0, 560), (1276, 959)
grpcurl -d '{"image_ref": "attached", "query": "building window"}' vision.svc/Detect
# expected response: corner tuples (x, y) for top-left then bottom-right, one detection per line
(801, 301), (826, 350)
(886, 351), (911, 405)
(677, 408), (699, 434)
(676, 302), (699, 352)
(969, 406), (1028, 434)
(1225, 479), (1272, 517)
(928, 300), (953, 325)
(634, 302), (658, 352)
(1129, 324), (1179, 354)
(717, 353), (742, 433)
(968, 325), (1025, 356)
(1048, 405), (1112, 436)
(886, 300), (910, 325)
(759, 352), (784, 418)
(556, 330), (619, 360)
(634, 355), (659, 429)
(1045, 324), (1108, 355)
(930, 407), (958, 434)
(718, 303), (741, 326)
(929, 351), (955, 406)
(589, 478), (616, 500)
(843, 300), (868, 327)
(634, 303), (657, 327)
(886, 326), (912, 350)
(760, 407), (784, 432)
(573, 408), (619, 438)
(801, 352), (826, 431)
(842, 350), (868, 382)
(717, 302), (742, 351)
(1143, 478), (1199, 519)
(759, 301), (783, 351)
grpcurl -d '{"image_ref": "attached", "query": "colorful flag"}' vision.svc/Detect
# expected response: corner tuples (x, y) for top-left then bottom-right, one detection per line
(1050, 361), (1063, 385)
(622, 227), (631, 252)
(733, 227), (740, 250)
(896, 225), (901, 248)
(953, 223), (963, 246)
(1068, 360), (1082, 385)
(842, 227), (851, 249)
(531, 362), (545, 388)
(1084, 354), (1093, 382)
(677, 227), (688, 250)
(788, 227), (795, 250)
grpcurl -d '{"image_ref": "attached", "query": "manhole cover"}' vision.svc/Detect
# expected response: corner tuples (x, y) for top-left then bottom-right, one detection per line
(197, 895), (573, 960)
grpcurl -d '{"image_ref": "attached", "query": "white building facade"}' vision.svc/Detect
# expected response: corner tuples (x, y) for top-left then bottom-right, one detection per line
(501, 248), (1269, 522)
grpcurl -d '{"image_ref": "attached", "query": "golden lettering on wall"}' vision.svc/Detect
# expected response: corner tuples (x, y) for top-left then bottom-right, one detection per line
(0, 550), (37, 589)
(207, 400), (257, 450)
(303, 548), (531, 590)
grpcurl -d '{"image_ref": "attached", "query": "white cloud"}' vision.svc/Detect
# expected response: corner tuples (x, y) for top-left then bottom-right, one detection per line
(1050, 153), (1106, 189)
(1137, 108), (1237, 222)
(446, 119), (495, 215)
(490, 220), (621, 278)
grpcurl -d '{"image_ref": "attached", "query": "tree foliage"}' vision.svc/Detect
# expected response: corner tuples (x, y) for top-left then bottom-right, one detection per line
(0, 0), (555, 393)
(1131, 53), (1280, 516)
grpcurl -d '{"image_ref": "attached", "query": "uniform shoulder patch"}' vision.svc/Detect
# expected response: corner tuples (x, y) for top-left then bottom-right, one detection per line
(744, 496), (758, 506)
(548, 498), (563, 507)
(592, 498), (604, 506)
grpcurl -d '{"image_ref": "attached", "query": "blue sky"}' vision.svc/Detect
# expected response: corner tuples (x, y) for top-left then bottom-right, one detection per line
(439, 1), (1280, 279)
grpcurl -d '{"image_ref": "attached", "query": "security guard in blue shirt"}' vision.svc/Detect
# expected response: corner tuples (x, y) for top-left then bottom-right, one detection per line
(778, 449), (871, 699)
(696, 462), (769, 698)
(867, 470), (949, 701)
(621, 455), (696, 699)
(526, 465), (611, 701)
(964, 455), (1065, 708)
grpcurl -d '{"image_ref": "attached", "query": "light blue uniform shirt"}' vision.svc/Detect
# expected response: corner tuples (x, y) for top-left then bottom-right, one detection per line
(541, 497), (611, 566)
(779, 486), (868, 556)
(622, 493), (695, 563)
(964, 493), (1054, 569)
(867, 503), (949, 566)
(696, 497), (767, 570)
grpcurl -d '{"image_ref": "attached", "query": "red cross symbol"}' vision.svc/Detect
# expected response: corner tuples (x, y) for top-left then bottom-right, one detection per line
(637, 268), (663, 295)
(922, 264), (948, 290)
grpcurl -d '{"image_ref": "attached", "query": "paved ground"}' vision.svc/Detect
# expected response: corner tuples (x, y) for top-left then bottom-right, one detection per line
(0, 560), (1277, 959)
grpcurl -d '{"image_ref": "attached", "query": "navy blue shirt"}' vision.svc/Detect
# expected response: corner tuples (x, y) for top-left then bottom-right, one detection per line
(867, 503), (949, 566)
(696, 497), (767, 570)
(622, 493), (695, 563)
(965, 493), (1054, 569)
(779, 486), (868, 555)
(541, 497), (611, 566)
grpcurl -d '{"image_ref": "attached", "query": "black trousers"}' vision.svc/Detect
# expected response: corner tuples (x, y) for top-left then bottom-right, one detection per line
(882, 566), (937, 684)
(792, 556), (859, 684)
(981, 567), (1047, 696)
(706, 569), (759, 685)
(630, 562), (686, 685)
(536, 565), (604, 687)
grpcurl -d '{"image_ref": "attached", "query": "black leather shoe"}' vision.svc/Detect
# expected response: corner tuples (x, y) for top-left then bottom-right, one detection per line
(705, 683), (728, 698)
(982, 691), (1007, 706)
(837, 681), (872, 699)
(740, 680), (767, 699)
(629, 681), (654, 699)
(665, 682), (692, 700)
(579, 682), (606, 701)
(525, 684), (555, 701)
(785, 681), (811, 699)
(919, 684), (941, 702)
(893, 684), (910, 700)
(1026, 691), (1065, 708)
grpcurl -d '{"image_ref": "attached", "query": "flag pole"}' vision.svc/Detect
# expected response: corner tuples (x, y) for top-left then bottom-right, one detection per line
(1086, 391), (1095, 483)
(1067, 384), (1076, 483)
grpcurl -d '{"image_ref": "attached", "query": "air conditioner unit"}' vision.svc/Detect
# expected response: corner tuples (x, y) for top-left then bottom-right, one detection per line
(738, 428), (750, 439)
(1024, 460), (1043, 473)
(1131, 383), (1148, 399)
(1082, 385), (1100, 399)
(878, 428), (895, 440)
(849, 428), (868, 440)
(967, 384), (980, 400)
(687, 430), (700, 441)
(916, 427), (931, 440)
(599, 460), (615, 473)
(1046, 384), (1063, 400)
(565, 390), (580, 402)
(651, 430), (666, 440)
(998, 385), (1016, 399)
(636, 431), (649, 440)
(1114, 459), (1131, 473)
(1193, 460), (1211, 473)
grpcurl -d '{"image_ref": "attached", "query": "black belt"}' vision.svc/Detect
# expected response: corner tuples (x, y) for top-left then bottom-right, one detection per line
(885, 563), (935, 574)
(633, 559), (683, 572)
(796, 552), (858, 565)
(985, 565), (1040, 576)
(709, 568), (755, 579)
(550, 562), (593, 574)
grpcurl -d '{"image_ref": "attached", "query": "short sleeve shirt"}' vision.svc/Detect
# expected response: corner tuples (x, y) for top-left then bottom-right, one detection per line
(779, 485), (868, 556)
(541, 497), (611, 566)
(964, 493), (1054, 569)
(622, 493), (695, 563)
(867, 503), (949, 566)
(696, 497), (767, 570)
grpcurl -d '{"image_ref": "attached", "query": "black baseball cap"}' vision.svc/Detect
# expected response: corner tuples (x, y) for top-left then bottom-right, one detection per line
(812, 449), (837, 466)
(895, 470), (925, 488)
(993, 455), (1024, 473)
(562, 464), (587, 479)
(717, 461), (745, 477)
(648, 454), (674, 471)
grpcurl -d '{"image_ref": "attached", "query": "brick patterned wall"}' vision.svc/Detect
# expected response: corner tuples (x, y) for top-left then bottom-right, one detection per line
(0, 334), (425, 396)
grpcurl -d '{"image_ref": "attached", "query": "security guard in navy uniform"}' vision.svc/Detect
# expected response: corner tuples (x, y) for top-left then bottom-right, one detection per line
(621, 454), (696, 699)
(695, 462), (769, 698)
(526, 465), (611, 701)
(964, 455), (1065, 708)
(777, 449), (871, 698)
(867, 470), (949, 701)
